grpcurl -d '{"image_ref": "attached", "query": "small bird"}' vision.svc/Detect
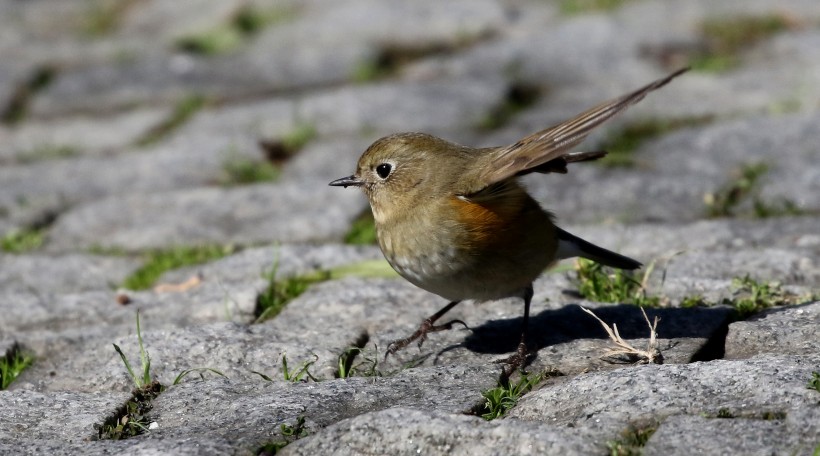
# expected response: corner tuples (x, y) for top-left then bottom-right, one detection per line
(330, 68), (687, 372)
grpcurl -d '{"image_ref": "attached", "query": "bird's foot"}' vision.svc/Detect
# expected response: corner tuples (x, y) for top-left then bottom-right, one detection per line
(385, 318), (468, 359)
(495, 341), (535, 379)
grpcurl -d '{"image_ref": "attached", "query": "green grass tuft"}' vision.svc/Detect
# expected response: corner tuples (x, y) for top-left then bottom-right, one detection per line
(808, 372), (820, 392)
(560, 0), (633, 15)
(691, 14), (794, 73)
(478, 373), (543, 420)
(113, 310), (152, 388)
(574, 259), (661, 307)
(1, 66), (56, 125)
(256, 257), (400, 323)
(606, 423), (657, 456)
(705, 162), (805, 218)
(344, 211), (377, 245)
(254, 254), (331, 323)
(251, 354), (318, 383)
(258, 122), (318, 165)
(726, 275), (803, 319)
(176, 28), (243, 55)
(122, 245), (236, 290)
(681, 275), (816, 318)
(16, 144), (79, 164)
(101, 311), (163, 440)
(136, 95), (206, 146)
(600, 116), (713, 167)
(1, 228), (44, 253)
(0, 348), (35, 390)
(97, 381), (162, 440)
(83, 0), (140, 36)
(177, 5), (294, 56)
(219, 156), (280, 186)
(282, 122), (317, 153)
(477, 83), (541, 131)
(257, 416), (309, 455)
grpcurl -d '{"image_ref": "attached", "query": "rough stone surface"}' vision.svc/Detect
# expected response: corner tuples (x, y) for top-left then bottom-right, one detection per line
(0, 389), (130, 441)
(146, 364), (499, 449)
(281, 407), (601, 456)
(46, 181), (366, 251)
(508, 354), (819, 446)
(0, 253), (141, 294)
(3, 0), (820, 454)
(724, 301), (820, 360)
(643, 412), (819, 456)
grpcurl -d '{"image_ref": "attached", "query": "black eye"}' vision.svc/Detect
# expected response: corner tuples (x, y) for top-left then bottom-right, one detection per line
(376, 163), (392, 179)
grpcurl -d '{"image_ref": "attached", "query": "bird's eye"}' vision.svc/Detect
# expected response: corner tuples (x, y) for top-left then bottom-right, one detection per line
(376, 163), (392, 179)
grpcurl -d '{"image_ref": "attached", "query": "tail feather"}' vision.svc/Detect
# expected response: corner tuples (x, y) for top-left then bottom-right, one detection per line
(555, 227), (641, 270)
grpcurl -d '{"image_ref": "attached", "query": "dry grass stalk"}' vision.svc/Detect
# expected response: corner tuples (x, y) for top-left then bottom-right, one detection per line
(580, 306), (663, 364)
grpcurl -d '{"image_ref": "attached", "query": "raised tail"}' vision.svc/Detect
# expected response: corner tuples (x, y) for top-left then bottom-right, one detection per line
(555, 227), (641, 270)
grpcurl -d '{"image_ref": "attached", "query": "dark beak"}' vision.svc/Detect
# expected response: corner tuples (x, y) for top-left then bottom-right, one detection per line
(329, 175), (364, 188)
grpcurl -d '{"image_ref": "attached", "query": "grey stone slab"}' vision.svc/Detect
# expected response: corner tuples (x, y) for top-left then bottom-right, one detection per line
(643, 412), (817, 456)
(158, 243), (383, 285)
(507, 354), (820, 444)
(119, 0), (247, 42)
(0, 134), (258, 227)
(0, 437), (239, 456)
(24, 51), (268, 117)
(29, 0), (507, 117)
(0, 108), (169, 164)
(45, 180), (366, 251)
(280, 136), (376, 184)
(558, 217), (820, 264)
(406, 0), (820, 118)
(519, 114), (820, 224)
(0, 253), (141, 294)
(12, 321), (340, 393)
(169, 77), (506, 148)
(148, 363), (499, 447)
(297, 79), (507, 137)
(0, 282), (256, 337)
(502, 111), (820, 223)
(725, 301), (820, 359)
(281, 407), (601, 456)
(0, 389), (130, 441)
(268, 274), (732, 376)
(662, 248), (820, 285)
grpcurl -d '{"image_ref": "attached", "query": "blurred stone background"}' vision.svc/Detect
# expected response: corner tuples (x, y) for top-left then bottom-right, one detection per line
(0, 1), (818, 455)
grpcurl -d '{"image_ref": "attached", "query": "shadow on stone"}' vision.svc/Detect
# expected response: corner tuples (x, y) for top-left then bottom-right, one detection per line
(459, 303), (733, 357)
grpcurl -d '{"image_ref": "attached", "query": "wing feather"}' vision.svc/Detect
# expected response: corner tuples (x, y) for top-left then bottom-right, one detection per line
(477, 68), (688, 186)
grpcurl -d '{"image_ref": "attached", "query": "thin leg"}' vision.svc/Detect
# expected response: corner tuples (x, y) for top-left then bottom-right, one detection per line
(496, 285), (535, 376)
(385, 300), (466, 358)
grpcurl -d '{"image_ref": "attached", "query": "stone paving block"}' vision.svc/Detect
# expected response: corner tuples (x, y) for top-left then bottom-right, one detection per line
(12, 322), (341, 393)
(268, 274), (733, 376)
(643, 411), (818, 456)
(158, 243), (383, 285)
(507, 354), (820, 445)
(0, 108), (169, 164)
(281, 407), (601, 456)
(45, 180), (366, 251)
(725, 301), (820, 359)
(0, 253), (141, 294)
(148, 363), (499, 447)
(0, 389), (131, 441)
(0, 437), (239, 456)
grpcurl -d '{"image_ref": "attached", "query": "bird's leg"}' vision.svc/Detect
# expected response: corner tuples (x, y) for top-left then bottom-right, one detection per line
(385, 300), (466, 358)
(496, 286), (535, 377)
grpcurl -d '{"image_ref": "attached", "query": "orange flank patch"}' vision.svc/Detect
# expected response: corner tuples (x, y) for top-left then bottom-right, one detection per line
(449, 194), (523, 250)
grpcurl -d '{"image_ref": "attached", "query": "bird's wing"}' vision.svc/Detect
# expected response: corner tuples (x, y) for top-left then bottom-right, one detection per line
(474, 68), (688, 187)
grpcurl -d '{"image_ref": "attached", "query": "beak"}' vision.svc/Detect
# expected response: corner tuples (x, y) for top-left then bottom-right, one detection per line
(329, 175), (364, 188)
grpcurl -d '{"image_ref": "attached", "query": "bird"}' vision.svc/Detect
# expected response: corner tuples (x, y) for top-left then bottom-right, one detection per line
(330, 68), (687, 373)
